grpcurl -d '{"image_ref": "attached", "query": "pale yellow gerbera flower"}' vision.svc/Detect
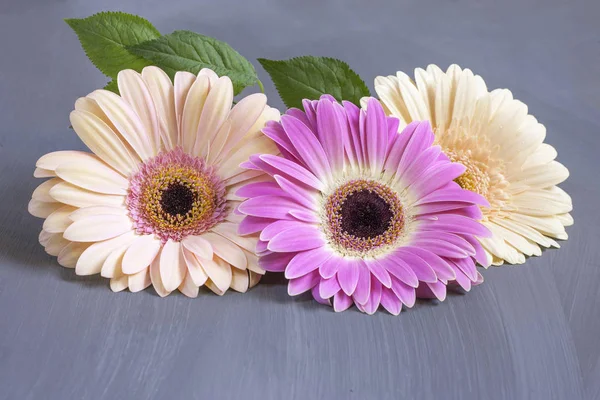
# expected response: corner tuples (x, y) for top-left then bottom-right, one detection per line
(367, 64), (572, 265)
(29, 66), (279, 296)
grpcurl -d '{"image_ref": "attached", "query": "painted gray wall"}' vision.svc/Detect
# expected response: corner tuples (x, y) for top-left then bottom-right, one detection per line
(0, 0), (598, 399)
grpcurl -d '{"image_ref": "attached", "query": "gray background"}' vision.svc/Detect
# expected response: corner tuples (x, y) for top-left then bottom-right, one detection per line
(0, 0), (598, 399)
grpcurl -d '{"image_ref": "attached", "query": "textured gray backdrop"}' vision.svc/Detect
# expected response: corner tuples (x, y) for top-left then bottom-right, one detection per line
(0, 0), (598, 399)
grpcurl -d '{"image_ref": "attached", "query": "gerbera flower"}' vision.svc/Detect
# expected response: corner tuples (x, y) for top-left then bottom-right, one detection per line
(369, 64), (573, 265)
(237, 95), (491, 314)
(29, 66), (279, 297)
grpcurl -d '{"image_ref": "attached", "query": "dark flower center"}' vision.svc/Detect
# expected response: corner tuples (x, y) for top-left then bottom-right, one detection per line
(160, 183), (195, 216)
(340, 190), (393, 239)
(324, 179), (405, 257)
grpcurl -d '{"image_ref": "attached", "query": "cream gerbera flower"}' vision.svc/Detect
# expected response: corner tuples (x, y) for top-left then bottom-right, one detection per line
(368, 64), (572, 265)
(29, 66), (279, 296)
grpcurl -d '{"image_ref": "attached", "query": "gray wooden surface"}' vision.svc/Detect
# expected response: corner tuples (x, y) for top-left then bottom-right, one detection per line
(0, 0), (598, 399)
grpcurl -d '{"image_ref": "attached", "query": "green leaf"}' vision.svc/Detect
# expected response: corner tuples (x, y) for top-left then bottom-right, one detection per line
(127, 30), (259, 95)
(257, 56), (370, 109)
(65, 12), (161, 78)
(104, 79), (119, 94)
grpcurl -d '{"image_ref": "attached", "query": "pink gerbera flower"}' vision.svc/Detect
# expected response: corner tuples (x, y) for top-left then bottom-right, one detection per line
(237, 95), (491, 315)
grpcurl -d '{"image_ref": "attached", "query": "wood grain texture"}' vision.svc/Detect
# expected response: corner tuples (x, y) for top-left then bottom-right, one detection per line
(0, 0), (599, 399)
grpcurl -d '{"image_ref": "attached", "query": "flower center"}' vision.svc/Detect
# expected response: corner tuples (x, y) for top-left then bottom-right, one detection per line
(340, 190), (393, 239)
(324, 179), (404, 257)
(446, 150), (490, 196)
(127, 148), (227, 243)
(160, 183), (195, 216)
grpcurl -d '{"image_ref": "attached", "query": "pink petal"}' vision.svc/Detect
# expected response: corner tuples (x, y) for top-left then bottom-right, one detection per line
(376, 255), (419, 287)
(236, 181), (282, 198)
(285, 247), (332, 279)
(397, 121), (435, 175)
(280, 115), (332, 181)
(449, 257), (478, 282)
(410, 162), (466, 198)
(362, 279), (383, 315)
(380, 288), (402, 316)
(319, 256), (341, 279)
(311, 285), (331, 306)
(268, 226), (325, 252)
(337, 260), (360, 296)
(238, 216), (274, 235)
(274, 175), (318, 210)
(392, 249), (438, 283)
(391, 276), (416, 307)
(363, 98), (388, 172)
(259, 154), (324, 191)
(401, 246), (456, 281)
(238, 195), (308, 219)
(333, 291), (354, 312)
(316, 98), (345, 170)
(260, 220), (307, 241)
(365, 259), (392, 288)
(352, 263), (371, 305)
(418, 214), (491, 237)
(287, 269), (320, 296)
(259, 251), (296, 272)
(319, 276), (342, 299)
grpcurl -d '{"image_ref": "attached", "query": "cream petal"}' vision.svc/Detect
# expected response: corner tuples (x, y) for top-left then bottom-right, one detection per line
(395, 71), (429, 121)
(511, 161), (569, 189)
(178, 273), (199, 298)
(512, 190), (572, 216)
(210, 222), (257, 253)
(32, 178), (62, 202)
(489, 221), (542, 257)
(110, 275), (129, 292)
(206, 120), (231, 165)
(34, 168), (56, 178)
(101, 243), (131, 278)
(198, 256), (232, 293)
(198, 68), (219, 84)
(55, 157), (128, 195)
(76, 231), (137, 276)
(121, 234), (162, 274)
(70, 110), (141, 175)
(128, 269), (152, 292)
(44, 233), (70, 256)
(218, 93), (267, 159)
(57, 242), (91, 268)
(192, 76), (234, 158)
(28, 199), (62, 219)
(43, 205), (77, 233)
(63, 214), (132, 242)
(142, 66), (178, 149)
(36, 150), (93, 171)
(180, 75), (210, 152)
(494, 217), (555, 248)
(242, 249), (264, 274)
(182, 247), (208, 286)
(89, 89), (156, 160)
(117, 70), (160, 152)
(202, 232), (247, 270)
(173, 71), (197, 140)
(224, 169), (264, 186)
(522, 143), (558, 169)
(50, 182), (125, 208)
(181, 235), (213, 259)
(248, 270), (262, 288)
(205, 279), (225, 296)
(230, 268), (249, 293)
(511, 213), (568, 238)
(159, 240), (186, 292)
(69, 205), (128, 222)
(557, 213), (574, 227)
(38, 230), (53, 246)
(150, 257), (170, 297)
(217, 136), (278, 180)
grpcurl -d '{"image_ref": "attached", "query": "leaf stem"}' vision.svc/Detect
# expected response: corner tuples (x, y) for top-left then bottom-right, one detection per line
(257, 79), (265, 93)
